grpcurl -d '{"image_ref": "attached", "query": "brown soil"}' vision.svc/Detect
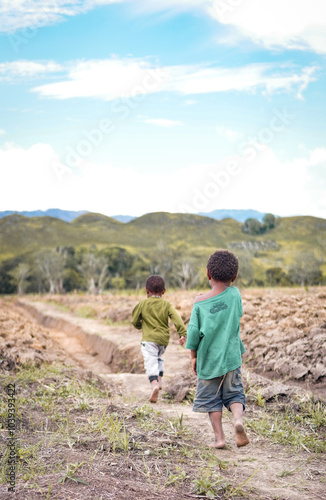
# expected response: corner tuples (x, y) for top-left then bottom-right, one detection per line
(1, 290), (326, 499)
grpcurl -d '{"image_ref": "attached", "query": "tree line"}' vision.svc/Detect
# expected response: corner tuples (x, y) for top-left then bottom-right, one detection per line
(0, 243), (324, 295)
(0, 244), (209, 295)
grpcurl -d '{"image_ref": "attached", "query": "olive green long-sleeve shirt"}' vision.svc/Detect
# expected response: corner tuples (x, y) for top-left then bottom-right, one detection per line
(131, 297), (187, 346)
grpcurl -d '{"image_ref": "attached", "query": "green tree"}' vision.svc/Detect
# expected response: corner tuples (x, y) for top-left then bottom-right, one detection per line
(265, 267), (289, 286)
(149, 241), (176, 286)
(174, 258), (201, 290)
(111, 275), (126, 290)
(78, 253), (110, 294)
(63, 268), (83, 292)
(9, 262), (30, 295)
(235, 251), (254, 287)
(262, 213), (276, 230)
(242, 218), (263, 235)
(36, 249), (66, 293)
(0, 258), (20, 294)
(288, 251), (323, 286)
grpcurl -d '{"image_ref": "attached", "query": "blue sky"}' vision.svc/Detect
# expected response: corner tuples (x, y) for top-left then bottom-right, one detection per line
(0, 0), (325, 218)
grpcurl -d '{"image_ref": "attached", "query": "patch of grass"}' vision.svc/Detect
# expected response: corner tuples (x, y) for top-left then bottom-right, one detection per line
(46, 300), (70, 313)
(75, 305), (96, 318)
(58, 462), (88, 485)
(104, 318), (130, 326)
(193, 466), (228, 499)
(247, 396), (326, 453)
(254, 387), (266, 408)
(163, 465), (189, 487)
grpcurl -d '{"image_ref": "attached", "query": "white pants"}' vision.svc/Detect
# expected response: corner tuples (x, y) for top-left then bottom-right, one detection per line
(141, 342), (166, 379)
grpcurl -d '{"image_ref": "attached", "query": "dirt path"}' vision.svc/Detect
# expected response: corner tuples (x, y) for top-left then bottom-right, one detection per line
(13, 299), (326, 500)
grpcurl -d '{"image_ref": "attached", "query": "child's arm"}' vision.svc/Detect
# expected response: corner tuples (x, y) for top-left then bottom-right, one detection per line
(190, 350), (197, 375)
(178, 336), (186, 346)
(168, 305), (187, 343)
(131, 302), (142, 330)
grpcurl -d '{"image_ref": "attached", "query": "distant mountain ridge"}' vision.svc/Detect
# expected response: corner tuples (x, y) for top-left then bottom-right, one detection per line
(0, 208), (269, 223)
(0, 209), (88, 222)
(111, 215), (136, 223)
(198, 209), (268, 222)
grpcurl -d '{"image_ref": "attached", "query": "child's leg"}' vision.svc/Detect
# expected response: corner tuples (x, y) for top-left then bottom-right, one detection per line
(157, 347), (166, 390)
(149, 379), (159, 403)
(229, 402), (249, 447)
(141, 342), (165, 403)
(158, 372), (163, 390)
(208, 412), (225, 448)
(222, 368), (249, 448)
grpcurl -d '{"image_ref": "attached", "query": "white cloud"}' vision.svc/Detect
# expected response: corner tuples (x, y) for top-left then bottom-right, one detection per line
(32, 58), (169, 100)
(0, 129), (6, 135)
(30, 58), (317, 100)
(142, 118), (182, 128)
(166, 63), (318, 100)
(208, 0), (326, 54)
(2, 0), (325, 54)
(0, 61), (63, 81)
(216, 126), (243, 142)
(0, 142), (325, 219)
(0, 0), (122, 33)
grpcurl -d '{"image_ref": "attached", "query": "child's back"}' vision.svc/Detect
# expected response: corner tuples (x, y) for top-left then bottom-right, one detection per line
(186, 250), (249, 448)
(187, 286), (245, 379)
(131, 295), (185, 346)
(131, 275), (186, 403)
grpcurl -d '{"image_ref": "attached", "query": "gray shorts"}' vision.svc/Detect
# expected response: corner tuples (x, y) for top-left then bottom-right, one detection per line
(193, 367), (246, 413)
(141, 342), (166, 378)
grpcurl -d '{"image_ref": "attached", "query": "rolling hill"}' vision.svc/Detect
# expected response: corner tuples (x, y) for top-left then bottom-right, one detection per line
(0, 212), (325, 272)
(0, 208), (269, 223)
(0, 209), (88, 222)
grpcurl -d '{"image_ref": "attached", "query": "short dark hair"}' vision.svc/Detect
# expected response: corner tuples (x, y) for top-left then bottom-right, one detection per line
(207, 250), (238, 283)
(146, 275), (165, 293)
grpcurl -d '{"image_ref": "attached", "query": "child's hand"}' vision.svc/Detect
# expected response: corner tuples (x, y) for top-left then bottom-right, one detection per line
(178, 336), (185, 346)
(191, 358), (197, 376)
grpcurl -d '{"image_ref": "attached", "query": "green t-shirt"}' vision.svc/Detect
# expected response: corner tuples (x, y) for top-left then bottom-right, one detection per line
(186, 286), (245, 379)
(131, 297), (187, 346)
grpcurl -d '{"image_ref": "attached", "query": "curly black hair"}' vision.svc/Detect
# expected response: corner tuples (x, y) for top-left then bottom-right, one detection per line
(207, 250), (238, 283)
(145, 275), (165, 293)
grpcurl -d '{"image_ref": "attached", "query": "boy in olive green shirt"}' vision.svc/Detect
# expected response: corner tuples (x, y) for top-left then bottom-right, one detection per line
(186, 250), (249, 448)
(131, 275), (186, 403)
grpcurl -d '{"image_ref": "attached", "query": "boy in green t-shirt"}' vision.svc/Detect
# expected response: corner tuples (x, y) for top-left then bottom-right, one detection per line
(131, 275), (186, 403)
(186, 250), (249, 448)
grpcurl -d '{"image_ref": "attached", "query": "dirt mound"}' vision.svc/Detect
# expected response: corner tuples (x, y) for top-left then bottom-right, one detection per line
(240, 288), (326, 395)
(0, 299), (69, 371)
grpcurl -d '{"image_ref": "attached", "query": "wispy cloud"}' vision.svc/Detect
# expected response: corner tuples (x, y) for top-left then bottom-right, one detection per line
(30, 58), (317, 101)
(0, 61), (63, 81)
(2, 1), (326, 54)
(142, 118), (182, 128)
(0, 0), (121, 33)
(0, 129), (6, 135)
(167, 63), (318, 100)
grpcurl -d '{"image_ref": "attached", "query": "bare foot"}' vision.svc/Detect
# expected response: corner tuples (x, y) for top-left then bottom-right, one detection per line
(209, 441), (226, 449)
(149, 386), (159, 403)
(234, 422), (250, 448)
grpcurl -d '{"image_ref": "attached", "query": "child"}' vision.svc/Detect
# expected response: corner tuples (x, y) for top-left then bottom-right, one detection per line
(131, 275), (186, 403)
(186, 250), (249, 448)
